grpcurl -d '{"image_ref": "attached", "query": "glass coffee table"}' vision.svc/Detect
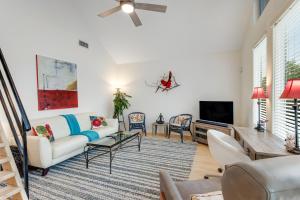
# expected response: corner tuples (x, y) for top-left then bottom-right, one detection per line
(84, 131), (142, 174)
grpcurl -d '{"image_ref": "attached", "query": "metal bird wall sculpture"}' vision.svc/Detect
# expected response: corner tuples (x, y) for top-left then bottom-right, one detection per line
(146, 71), (180, 93)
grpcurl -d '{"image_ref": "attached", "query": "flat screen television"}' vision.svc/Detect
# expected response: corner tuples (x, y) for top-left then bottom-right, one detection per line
(199, 101), (234, 125)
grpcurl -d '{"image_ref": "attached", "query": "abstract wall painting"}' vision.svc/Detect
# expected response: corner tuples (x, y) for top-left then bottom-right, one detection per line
(146, 71), (180, 93)
(36, 55), (78, 111)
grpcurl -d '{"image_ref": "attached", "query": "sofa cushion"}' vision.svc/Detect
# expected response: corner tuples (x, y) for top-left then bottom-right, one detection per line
(51, 135), (88, 159)
(93, 126), (116, 138)
(75, 113), (92, 131)
(31, 116), (70, 139)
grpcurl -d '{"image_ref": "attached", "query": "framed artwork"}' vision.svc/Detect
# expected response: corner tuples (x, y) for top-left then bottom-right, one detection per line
(36, 55), (78, 111)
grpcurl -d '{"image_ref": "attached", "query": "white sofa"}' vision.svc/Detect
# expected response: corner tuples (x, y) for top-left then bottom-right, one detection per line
(27, 113), (118, 172)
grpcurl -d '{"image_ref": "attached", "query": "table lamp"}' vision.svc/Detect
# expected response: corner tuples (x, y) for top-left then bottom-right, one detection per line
(280, 78), (300, 154)
(251, 87), (267, 132)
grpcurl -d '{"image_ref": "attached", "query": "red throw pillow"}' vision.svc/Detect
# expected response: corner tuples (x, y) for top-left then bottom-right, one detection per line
(32, 124), (55, 142)
(92, 119), (102, 127)
(90, 116), (108, 129)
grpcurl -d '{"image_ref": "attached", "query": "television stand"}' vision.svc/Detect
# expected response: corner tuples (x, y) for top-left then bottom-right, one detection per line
(192, 122), (232, 144)
(196, 119), (229, 127)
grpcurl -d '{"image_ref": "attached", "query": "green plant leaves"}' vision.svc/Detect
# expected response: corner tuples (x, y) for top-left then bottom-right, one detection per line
(113, 90), (132, 118)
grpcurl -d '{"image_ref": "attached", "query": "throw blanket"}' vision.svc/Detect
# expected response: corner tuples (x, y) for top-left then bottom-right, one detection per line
(71, 130), (100, 142)
(62, 114), (99, 142)
(62, 114), (81, 134)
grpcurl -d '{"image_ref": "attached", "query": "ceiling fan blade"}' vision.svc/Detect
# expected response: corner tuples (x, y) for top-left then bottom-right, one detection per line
(135, 3), (167, 13)
(129, 11), (142, 27)
(98, 6), (121, 17)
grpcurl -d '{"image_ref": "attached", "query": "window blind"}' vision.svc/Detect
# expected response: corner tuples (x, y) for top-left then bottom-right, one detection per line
(273, 1), (300, 141)
(253, 38), (267, 124)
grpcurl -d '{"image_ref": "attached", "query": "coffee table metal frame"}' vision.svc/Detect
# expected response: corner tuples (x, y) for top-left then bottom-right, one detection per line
(84, 131), (142, 174)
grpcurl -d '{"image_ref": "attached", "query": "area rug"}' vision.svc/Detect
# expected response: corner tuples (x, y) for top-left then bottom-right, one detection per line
(29, 137), (197, 200)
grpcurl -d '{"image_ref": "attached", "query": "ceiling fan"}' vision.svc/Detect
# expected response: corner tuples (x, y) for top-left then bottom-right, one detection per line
(98, 0), (167, 27)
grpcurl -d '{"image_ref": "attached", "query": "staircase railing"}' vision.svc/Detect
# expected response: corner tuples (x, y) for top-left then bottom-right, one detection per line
(0, 48), (31, 197)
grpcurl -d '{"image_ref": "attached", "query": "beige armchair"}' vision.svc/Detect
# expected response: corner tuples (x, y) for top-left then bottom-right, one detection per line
(160, 155), (300, 200)
(204, 130), (251, 179)
(207, 130), (251, 170)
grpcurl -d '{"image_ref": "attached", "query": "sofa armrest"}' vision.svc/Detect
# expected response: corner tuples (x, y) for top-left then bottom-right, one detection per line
(106, 118), (118, 129)
(160, 171), (183, 200)
(27, 136), (52, 169)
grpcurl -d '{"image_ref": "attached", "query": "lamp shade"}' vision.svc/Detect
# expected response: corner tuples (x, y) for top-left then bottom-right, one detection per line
(280, 79), (300, 99)
(251, 87), (267, 99)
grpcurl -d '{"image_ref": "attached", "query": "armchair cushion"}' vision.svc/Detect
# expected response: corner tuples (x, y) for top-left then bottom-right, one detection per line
(169, 123), (181, 127)
(169, 114), (192, 128)
(129, 113), (145, 123)
(175, 116), (191, 126)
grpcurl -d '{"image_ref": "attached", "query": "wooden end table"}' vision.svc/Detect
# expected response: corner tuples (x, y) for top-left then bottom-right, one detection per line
(152, 122), (169, 137)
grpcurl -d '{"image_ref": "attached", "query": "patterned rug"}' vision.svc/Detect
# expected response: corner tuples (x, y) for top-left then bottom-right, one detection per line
(29, 137), (197, 200)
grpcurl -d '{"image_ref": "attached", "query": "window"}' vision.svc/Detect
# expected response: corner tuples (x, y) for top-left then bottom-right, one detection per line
(253, 38), (267, 125)
(259, 0), (269, 16)
(273, 1), (300, 140)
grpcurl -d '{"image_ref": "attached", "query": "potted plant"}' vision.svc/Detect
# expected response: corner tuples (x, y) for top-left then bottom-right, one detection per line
(113, 88), (132, 119)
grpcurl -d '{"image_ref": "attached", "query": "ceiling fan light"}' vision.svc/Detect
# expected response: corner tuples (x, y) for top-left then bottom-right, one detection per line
(122, 3), (134, 14)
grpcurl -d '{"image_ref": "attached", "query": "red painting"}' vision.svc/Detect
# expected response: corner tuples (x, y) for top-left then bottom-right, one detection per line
(36, 55), (78, 111)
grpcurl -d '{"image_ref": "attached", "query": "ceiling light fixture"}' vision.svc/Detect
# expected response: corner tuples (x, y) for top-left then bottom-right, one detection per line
(122, 3), (134, 14)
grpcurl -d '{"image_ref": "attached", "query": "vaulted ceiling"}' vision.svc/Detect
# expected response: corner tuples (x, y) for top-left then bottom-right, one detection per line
(75, 0), (253, 64)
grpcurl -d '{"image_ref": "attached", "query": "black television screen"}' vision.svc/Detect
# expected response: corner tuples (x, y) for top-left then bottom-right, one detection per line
(199, 101), (234, 124)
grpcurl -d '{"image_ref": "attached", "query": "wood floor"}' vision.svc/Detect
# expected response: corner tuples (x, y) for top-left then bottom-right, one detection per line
(148, 132), (221, 180)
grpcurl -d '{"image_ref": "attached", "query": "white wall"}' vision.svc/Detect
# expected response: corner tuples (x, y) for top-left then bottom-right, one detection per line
(0, 0), (244, 136)
(0, 0), (117, 121)
(116, 51), (242, 131)
(74, 0), (252, 65)
(240, 0), (295, 128)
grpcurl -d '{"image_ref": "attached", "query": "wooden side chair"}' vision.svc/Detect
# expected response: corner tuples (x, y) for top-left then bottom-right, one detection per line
(128, 112), (147, 135)
(168, 114), (192, 143)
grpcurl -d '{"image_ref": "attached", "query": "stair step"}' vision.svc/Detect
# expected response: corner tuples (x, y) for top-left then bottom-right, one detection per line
(0, 185), (21, 200)
(0, 171), (15, 182)
(0, 157), (9, 165)
(0, 143), (5, 148)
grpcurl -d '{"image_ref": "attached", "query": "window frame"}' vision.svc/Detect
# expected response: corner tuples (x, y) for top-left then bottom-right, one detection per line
(253, 36), (268, 125)
(272, 0), (300, 141)
(259, 0), (269, 16)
